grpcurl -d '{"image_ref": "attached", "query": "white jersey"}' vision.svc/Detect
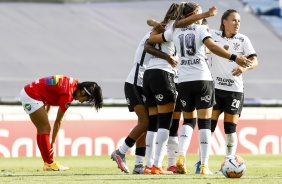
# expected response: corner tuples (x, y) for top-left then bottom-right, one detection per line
(210, 29), (256, 92)
(146, 21), (176, 74)
(125, 32), (152, 87)
(164, 23), (213, 83)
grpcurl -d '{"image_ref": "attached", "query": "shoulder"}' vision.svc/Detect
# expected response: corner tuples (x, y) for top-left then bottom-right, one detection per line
(234, 33), (250, 43)
(210, 29), (222, 36)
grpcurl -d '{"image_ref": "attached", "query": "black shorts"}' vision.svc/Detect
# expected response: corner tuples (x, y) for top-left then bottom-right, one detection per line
(143, 69), (177, 107)
(124, 82), (145, 112)
(213, 88), (244, 115)
(178, 80), (215, 112)
(174, 83), (182, 112)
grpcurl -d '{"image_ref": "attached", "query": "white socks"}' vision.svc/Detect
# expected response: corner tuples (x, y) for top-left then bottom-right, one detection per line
(226, 132), (238, 155)
(145, 131), (157, 168)
(118, 142), (130, 155)
(199, 129), (211, 165)
(178, 125), (194, 156)
(153, 128), (169, 168)
(167, 136), (178, 167)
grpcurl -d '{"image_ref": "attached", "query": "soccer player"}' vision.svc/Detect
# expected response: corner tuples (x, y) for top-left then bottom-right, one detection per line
(110, 30), (177, 173)
(142, 3), (179, 175)
(19, 75), (103, 171)
(207, 9), (258, 174)
(148, 2), (252, 175)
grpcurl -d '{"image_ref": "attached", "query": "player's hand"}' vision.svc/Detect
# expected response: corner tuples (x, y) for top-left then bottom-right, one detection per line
(153, 23), (165, 34)
(232, 66), (247, 76)
(166, 55), (178, 68)
(235, 55), (253, 68)
(208, 6), (218, 17)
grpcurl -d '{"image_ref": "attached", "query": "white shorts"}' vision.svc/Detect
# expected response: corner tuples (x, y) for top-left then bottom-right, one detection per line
(19, 88), (44, 114)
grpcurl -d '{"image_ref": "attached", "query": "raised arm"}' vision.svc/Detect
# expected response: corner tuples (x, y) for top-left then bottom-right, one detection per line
(204, 38), (253, 68)
(175, 6), (218, 28)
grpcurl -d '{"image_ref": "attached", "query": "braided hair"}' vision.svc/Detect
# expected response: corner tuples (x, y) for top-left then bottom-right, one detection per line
(76, 81), (103, 111)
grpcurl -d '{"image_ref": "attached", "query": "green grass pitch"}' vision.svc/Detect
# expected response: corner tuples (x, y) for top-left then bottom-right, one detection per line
(0, 154), (282, 184)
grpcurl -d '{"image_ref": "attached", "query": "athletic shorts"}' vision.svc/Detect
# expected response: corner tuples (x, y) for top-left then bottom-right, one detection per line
(174, 83), (182, 112)
(213, 88), (244, 115)
(143, 69), (177, 107)
(19, 88), (44, 114)
(178, 80), (215, 112)
(124, 82), (145, 112)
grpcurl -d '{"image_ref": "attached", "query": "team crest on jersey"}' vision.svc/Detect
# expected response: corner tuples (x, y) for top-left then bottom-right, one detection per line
(155, 94), (163, 101)
(65, 102), (71, 109)
(233, 42), (240, 51)
(24, 104), (32, 111)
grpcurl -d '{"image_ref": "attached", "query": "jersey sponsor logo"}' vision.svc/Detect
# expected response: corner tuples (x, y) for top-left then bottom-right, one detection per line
(216, 77), (234, 87)
(181, 27), (195, 31)
(180, 99), (186, 107)
(126, 98), (130, 105)
(180, 59), (200, 65)
(65, 102), (71, 109)
(234, 36), (244, 42)
(24, 104), (32, 111)
(155, 94), (163, 101)
(201, 95), (211, 103)
(233, 42), (240, 51)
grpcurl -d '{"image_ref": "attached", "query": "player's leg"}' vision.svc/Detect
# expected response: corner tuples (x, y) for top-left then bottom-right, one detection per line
(133, 131), (146, 174)
(20, 89), (68, 171)
(151, 102), (175, 174)
(151, 71), (176, 174)
(167, 111), (180, 173)
(177, 110), (197, 174)
(111, 83), (148, 173)
(144, 106), (158, 174)
(195, 81), (215, 175)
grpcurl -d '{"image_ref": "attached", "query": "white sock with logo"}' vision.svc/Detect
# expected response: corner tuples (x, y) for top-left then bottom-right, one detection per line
(178, 125), (194, 156)
(145, 131), (157, 168)
(153, 128), (169, 168)
(199, 129), (211, 165)
(167, 136), (178, 167)
(226, 132), (238, 155)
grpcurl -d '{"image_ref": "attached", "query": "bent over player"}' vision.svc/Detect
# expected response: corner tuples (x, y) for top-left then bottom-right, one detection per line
(19, 75), (103, 171)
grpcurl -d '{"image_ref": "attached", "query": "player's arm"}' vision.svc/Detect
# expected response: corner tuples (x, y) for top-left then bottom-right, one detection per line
(232, 55), (258, 76)
(51, 107), (65, 145)
(144, 40), (178, 68)
(147, 19), (159, 27)
(204, 37), (253, 68)
(174, 6), (217, 28)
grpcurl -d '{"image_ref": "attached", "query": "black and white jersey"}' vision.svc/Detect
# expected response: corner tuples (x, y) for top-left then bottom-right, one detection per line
(164, 23), (213, 83)
(210, 29), (256, 92)
(146, 21), (176, 74)
(126, 32), (152, 87)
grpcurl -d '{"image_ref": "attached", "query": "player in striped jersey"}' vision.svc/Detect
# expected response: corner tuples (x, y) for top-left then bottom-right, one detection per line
(19, 75), (103, 171)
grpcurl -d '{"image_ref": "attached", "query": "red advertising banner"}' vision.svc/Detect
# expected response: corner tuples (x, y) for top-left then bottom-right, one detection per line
(0, 119), (281, 157)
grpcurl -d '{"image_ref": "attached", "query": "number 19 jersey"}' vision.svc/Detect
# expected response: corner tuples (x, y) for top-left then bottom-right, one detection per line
(164, 23), (213, 83)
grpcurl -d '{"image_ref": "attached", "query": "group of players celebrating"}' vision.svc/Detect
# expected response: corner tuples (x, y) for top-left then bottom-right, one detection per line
(111, 1), (258, 175)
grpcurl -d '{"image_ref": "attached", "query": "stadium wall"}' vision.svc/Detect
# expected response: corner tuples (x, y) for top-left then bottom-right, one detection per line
(0, 106), (281, 157)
